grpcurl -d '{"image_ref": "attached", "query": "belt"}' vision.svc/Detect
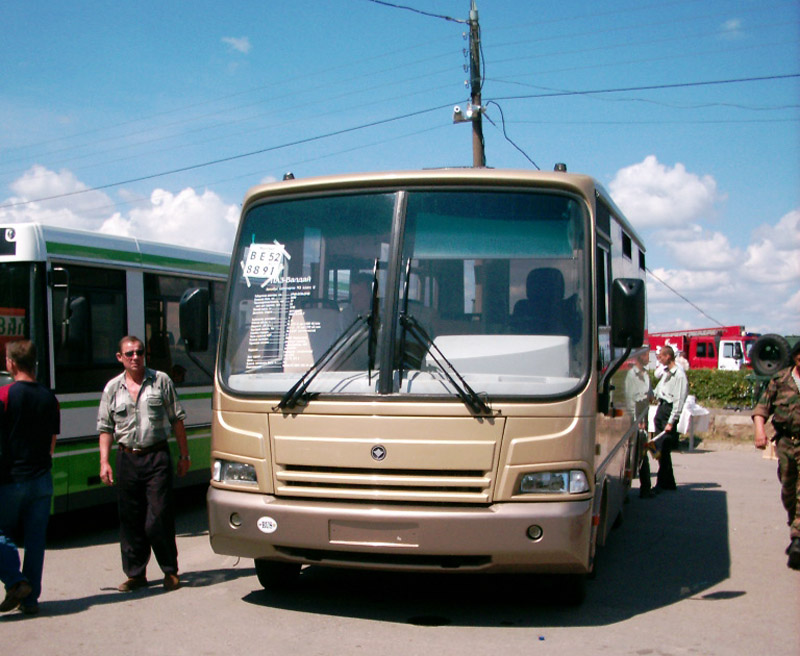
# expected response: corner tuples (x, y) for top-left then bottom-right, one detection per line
(118, 441), (169, 455)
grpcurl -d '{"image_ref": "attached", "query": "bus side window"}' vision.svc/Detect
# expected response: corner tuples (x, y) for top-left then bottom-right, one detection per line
(144, 273), (223, 386)
(52, 265), (127, 394)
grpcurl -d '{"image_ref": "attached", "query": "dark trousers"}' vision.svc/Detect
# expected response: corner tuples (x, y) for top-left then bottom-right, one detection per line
(776, 436), (800, 539)
(654, 401), (679, 490)
(638, 428), (652, 493)
(115, 447), (178, 578)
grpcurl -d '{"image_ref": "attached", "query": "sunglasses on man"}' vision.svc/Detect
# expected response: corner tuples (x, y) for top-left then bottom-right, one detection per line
(122, 349), (145, 358)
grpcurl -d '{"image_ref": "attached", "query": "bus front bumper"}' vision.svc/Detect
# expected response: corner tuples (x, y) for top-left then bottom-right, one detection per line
(207, 486), (593, 574)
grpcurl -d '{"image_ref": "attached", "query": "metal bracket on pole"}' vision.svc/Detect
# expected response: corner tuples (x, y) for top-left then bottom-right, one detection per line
(452, 104), (484, 123)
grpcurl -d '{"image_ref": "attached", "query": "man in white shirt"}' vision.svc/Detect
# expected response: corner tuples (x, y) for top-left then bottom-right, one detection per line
(651, 345), (688, 492)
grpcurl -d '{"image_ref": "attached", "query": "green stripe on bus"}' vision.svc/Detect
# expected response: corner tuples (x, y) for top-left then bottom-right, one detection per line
(59, 391), (210, 410)
(46, 241), (142, 263)
(53, 428), (211, 454)
(180, 392), (212, 401)
(51, 433), (212, 509)
(60, 399), (101, 409)
(139, 253), (229, 275)
(46, 241), (229, 276)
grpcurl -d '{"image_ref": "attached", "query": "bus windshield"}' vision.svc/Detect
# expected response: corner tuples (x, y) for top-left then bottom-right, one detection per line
(221, 188), (589, 400)
(0, 262), (47, 385)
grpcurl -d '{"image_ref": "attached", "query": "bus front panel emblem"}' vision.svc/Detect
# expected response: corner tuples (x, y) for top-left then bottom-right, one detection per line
(371, 445), (387, 461)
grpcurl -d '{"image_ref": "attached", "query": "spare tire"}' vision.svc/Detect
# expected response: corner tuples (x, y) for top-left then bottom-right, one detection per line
(750, 333), (791, 376)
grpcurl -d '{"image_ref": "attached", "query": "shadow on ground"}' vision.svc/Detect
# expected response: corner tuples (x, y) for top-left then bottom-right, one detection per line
(242, 480), (734, 627)
(0, 565), (256, 621)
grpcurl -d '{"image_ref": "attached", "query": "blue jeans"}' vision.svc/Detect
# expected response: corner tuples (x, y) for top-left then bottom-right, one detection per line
(0, 472), (53, 605)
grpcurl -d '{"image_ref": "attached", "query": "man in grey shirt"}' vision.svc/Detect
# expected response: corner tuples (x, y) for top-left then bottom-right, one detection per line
(98, 336), (190, 592)
(625, 354), (654, 498)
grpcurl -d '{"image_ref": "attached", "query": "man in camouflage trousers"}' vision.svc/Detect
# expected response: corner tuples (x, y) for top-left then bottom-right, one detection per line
(752, 340), (800, 570)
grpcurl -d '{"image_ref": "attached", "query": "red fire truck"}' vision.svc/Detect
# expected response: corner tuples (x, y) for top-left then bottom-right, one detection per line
(648, 326), (759, 370)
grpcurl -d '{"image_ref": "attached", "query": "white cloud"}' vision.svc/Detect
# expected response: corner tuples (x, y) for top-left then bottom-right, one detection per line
(101, 187), (239, 252)
(1, 165), (115, 231)
(647, 267), (734, 300)
(664, 229), (742, 270)
(609, 155), (722, 230)
(644, 210), (800, 335)
(743, 209), (800, 283)
(222, 36), (252, 54)
(720, 18), (744, 40)
(609, 156), (799, 335)
(786, 289), (800, 314)
(0, 166), (238, 253)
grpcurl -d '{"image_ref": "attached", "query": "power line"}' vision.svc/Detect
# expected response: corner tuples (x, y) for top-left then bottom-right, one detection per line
(5, 75), (459, 180)
(0, 48), (461, 174)
(490, 78), (800, 112)
(483, 101), (539, 169)
(3, 31), (462, 159)
(508, 118), (797, 126)
(490, 73), (800, 103)
(30, 123), (451, 219)
(3, 72), (796, 210)
(364, 0), (467, 24)
(487, 4), (789, 59)
(0, 103), (452, 210)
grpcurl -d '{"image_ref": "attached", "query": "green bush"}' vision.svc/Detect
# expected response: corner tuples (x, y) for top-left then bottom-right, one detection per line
(648, 368), (758, 408)
(684, 369), (755, 408)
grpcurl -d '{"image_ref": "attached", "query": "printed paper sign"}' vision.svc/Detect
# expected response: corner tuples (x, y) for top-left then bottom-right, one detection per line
(240, 241), (291, 287)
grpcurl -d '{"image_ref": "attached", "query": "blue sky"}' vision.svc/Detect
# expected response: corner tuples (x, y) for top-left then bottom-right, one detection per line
(1, 0), (798, 334)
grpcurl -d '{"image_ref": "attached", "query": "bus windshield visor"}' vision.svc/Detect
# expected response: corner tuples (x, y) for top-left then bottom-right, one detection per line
(221, 188), (589, 399)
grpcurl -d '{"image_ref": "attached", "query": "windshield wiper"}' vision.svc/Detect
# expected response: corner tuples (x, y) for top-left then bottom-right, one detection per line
(275, 261), (381, 412)
(397, 258), (413, 384)
(367, 258), (380, 374)
(274, 314), (369, 411)
(398, 313), (493, 416)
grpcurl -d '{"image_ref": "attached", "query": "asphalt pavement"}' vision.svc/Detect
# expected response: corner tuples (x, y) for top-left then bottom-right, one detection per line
(2, 444), (798, 656)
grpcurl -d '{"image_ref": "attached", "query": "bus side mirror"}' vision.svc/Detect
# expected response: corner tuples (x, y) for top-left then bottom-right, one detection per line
(179, 288), (209, 352)
(610, 278), (645, 348)
(599, 278), (645, 415)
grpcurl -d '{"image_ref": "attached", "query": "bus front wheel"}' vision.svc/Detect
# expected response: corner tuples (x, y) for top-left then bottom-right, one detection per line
(254, 559), (301, 590)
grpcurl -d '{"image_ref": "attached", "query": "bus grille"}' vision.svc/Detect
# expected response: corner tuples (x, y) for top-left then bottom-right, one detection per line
(274, 465), (492, 503)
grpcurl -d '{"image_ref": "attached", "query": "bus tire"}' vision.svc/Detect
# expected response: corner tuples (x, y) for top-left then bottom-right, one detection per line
(254, 559), (301, 590)
(750, 333), (791, 376)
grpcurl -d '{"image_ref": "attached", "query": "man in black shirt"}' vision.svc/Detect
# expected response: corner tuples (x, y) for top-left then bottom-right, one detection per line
(0, 340), (60, 615)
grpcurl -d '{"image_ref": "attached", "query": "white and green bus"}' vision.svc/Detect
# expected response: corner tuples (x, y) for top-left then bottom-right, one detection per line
(0, 222), (229, 512)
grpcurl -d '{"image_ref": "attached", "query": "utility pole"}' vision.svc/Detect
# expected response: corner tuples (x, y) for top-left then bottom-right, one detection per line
(468, 0), (485, 167)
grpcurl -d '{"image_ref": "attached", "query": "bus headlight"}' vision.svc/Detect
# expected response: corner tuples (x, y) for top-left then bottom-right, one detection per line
(518, 470), (590, 495)
(213, 459), (258, 486)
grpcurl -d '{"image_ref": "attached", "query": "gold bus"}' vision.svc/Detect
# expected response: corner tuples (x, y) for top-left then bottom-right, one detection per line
(183, 168), (646, 602)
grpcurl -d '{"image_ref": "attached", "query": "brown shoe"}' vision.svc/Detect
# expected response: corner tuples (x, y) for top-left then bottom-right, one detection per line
(0, 580), (33, 612)
(163, 573), (180, 591)
(117, 576), (148, 592)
